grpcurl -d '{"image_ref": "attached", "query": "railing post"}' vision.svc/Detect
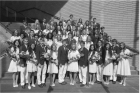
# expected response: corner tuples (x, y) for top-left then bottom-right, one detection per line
(6, 7), (8, 17)
(15, 12), (17, 22)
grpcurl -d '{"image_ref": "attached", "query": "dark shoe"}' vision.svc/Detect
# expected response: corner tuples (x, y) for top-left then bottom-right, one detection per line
(38, 84), (43, 88)
(80, 84), (85, 87)
(61, 81), (67, 85)
(21, 85), (25, 89)
(42, 83), (46, 87)
(97, 81), (102, 84)
(112, 81), (116, 84)
(76, 81), (82, 84)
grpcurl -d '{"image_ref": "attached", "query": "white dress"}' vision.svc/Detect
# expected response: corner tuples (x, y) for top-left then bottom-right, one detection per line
(27, 51), (37, 72)
(85, 42), (93, 50)
(47, 52), (58, 74)
(89, 51), (97, 73)
(67, 50), (80, 72)
(117, 49), (131, 76)
(8, 47), (21, 72)
(103, 50), (113, 76)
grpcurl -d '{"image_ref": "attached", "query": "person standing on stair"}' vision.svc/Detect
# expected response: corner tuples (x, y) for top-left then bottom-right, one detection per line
(8, 40), (21, 88)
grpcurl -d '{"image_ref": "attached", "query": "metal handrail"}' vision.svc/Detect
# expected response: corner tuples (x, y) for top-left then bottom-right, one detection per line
(0, 22), (13, 34)
(4, 6), (35, 22)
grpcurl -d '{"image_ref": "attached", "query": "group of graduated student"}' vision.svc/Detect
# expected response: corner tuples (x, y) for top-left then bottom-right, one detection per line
(6, 14), (135, 90)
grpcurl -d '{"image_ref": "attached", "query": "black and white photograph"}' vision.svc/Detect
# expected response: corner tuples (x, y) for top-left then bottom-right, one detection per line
(0, 0), (139, 93)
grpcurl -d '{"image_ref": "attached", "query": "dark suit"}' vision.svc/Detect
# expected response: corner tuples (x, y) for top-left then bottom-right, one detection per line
(58, 46), (68, 65)
(20, 25), (26, 35)
(112, 46), (120, 64)
(78, 47), (89, 66)
(36, 44), (47, 65)
(19, 44), (29, 67)
(40, 23), (46, 31)
(28, 36), (35, 45)
(96, 46), (105, 65)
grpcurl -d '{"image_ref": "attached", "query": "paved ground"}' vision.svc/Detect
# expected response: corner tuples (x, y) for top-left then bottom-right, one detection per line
(0, 76), (139, 93)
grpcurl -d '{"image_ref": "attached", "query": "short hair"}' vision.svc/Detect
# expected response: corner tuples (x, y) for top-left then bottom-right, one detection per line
(93, 18), (96, 20)
(101, 27), (105, 29)
(112, 39), (117, 43)
(62, 39), (67, 43)
(80, 41), (85, 45)
(70, 14), (73, 17)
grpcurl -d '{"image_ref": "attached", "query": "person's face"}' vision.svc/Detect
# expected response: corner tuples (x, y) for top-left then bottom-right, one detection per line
(57, 26), (60, 30)
(76, 31), (79, 36)
(72, 26), (76, 31)
(112, 41), (117, 46)
(120, 43), (125, 49)
(79, 18), (82, 23)
(68, 34), (72, 39)
(31, 44), (35, 49)
(67, 26), (71, 31)
(35, 36), (38, 40)
(30, 31), (34, 36)
(48, 34), (52, 38)
(93, 19), (96, 23)
(20, 34), (24, 39)
(35, 19), (39, 23)
(39, 32), (42, 36)
(24, 39), (28, 45)
(83, 30), (86, 35)
(43, 19), (46, 23)
(53, 31), (56, 36)
(62, 41), (66, 46)
(23, 22), (27, 26)
(87, 36), (91, 41)
(78, 37), (82, 42)
(80, 43), (85, 48)
(98, 41), (102, 46)
(71, 44), (76, 50)
(70, 15), (73, 19)
(90, 45), (94, 50)
(106, 44), (110, 49)
(14, 30), (18, 36)
(108, 36), (112, 41)
(15, 41), (19, 46)
(57, 35), (61, 41)
(52, 45), (56, 51)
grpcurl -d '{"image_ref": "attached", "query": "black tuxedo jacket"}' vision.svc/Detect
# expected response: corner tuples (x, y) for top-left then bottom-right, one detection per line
(40, 23), (46, 31)
(58, 45), (68, 65)
(78, 47), (89, 66)
(96, 46), (105, 65)
(36, 44), (48, 65)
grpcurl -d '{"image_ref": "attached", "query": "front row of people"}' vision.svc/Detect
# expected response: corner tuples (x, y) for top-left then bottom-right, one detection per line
(8, 38), (133, 89)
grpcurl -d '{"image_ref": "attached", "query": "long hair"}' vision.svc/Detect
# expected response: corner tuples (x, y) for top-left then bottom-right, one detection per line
(13, 39), (20, 52)
(29, 43), (36, 54)
(104, 43), (112, 57)
(89, 44), (95, 55)
(120, 42), (126, 52)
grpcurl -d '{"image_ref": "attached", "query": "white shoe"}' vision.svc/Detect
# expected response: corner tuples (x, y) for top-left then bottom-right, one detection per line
(119, 82), (123, 84)
(70, 82), (73, 85)
(51, 83), (55, 87)
(14, 84), (18, 87)
(32, 84), (36, 87)
(28, 86), (31, 90)
(91, 82), (94, 85)
(89, 82), (91, 84)
(123, 83), (126, 86)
